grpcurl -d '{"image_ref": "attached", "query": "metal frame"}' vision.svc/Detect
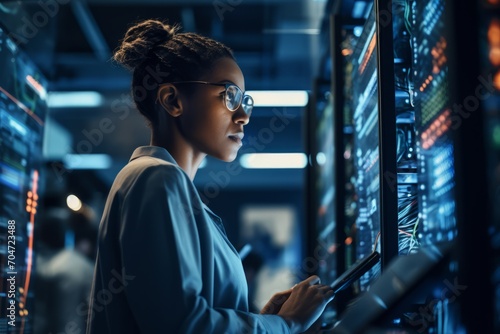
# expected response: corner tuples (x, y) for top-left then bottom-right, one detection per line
(375, 0), (398, 269)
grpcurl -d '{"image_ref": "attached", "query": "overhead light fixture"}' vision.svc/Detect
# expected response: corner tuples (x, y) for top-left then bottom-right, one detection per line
(240, 153), (307, 169)
(66, 194), (82, 212)
(63, 154), (112, 170)
(246, 91), (309, 107)
(48, 91), (104, 108)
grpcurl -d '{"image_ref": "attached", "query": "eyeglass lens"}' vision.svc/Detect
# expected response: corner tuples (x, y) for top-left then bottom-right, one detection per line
(225, 85), (253, 115)
(242, 95), (253, 115)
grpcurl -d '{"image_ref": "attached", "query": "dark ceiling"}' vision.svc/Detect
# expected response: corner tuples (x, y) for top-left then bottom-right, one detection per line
(1, 0), (334, 191)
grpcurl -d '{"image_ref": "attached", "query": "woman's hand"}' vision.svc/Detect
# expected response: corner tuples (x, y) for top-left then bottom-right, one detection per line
(275, 275), (335, 334)
(260, 288), (293, 315)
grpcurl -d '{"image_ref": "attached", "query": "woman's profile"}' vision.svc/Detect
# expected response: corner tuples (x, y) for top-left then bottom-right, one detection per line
(86, 19), (334, 334)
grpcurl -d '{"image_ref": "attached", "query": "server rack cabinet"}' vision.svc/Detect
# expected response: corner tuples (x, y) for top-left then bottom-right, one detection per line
(332, 0), (496, 331)
(0, 23), (48, 334)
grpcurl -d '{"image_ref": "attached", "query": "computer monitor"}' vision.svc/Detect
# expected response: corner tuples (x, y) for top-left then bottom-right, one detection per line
(347, 3), (382, 291)
(311, 79), (337, 287)
(0, 24), (48, 333)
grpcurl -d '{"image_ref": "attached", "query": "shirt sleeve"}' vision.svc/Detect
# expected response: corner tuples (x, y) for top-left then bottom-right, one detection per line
(119, 164), (291, 334)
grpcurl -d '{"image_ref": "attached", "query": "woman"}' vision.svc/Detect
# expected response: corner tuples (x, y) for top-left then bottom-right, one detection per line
(86, 19), (334, 334)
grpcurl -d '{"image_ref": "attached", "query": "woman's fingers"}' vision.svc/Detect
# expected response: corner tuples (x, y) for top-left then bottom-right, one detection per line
(304, 275), (321, 286)
(260, 288), (294, 314)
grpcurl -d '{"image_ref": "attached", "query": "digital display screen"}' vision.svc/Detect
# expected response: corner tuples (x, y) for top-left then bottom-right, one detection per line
(314, 83), (337, 286)
(349, 6), (381, 291)
(391, 0), (420, 256)
(412, 0), (457, 247)
(0, 25), (47, 334)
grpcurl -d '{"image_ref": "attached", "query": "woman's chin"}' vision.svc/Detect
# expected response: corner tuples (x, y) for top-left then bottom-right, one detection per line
(222, 153), (238, 163)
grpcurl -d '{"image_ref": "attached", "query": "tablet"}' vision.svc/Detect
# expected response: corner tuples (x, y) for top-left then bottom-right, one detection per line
(330, 251), (381, 294)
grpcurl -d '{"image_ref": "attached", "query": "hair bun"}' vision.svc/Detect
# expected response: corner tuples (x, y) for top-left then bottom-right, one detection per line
(114, 19), (178, 70)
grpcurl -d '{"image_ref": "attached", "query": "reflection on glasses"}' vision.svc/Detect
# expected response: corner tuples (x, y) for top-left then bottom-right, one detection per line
(170, 81), (254, 116)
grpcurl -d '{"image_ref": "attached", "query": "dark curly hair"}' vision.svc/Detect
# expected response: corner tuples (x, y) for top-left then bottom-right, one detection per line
(113, 19), (234, 127)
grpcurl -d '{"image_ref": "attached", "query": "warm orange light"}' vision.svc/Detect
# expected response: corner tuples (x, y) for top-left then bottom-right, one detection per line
(490, 47), (500, 66)
(488, 19), (500, 45)
(488, 0), (500, 5)
(341, 48), (352, 56)
(431, 37), (447, 75)
(27, 191), (32, 198)
(421, 109), (451, 149)
(345, 237), (353, 245)
(359, 33), (377, 74)
(494, 71), (500, 90)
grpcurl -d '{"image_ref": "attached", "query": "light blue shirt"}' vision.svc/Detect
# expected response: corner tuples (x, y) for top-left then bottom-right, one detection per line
(86, 146), (291, 334)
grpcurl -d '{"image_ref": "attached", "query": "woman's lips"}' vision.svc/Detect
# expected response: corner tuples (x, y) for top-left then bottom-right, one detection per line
(228, 133), (244, 145)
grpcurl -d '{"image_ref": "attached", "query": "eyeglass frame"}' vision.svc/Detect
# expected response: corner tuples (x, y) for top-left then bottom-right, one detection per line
(168, 81), (253, 115)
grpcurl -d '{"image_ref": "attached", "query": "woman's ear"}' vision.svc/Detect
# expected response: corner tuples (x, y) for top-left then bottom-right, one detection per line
(157, 84), (183, 117)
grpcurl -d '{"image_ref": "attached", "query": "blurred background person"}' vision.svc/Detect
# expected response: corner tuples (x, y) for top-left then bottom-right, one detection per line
(33, 207), (95, 334)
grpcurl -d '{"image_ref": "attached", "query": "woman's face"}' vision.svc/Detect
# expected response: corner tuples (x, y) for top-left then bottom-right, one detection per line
(177, 57), (250, 162)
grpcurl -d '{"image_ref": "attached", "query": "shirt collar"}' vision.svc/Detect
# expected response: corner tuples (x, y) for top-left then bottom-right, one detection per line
(130, 146), (228, 235)
(129, 146), (178, 165)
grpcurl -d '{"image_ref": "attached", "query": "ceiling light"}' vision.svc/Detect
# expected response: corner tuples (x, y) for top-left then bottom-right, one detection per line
(246, 91), (309, 107)
(240, 153), (307, 169)
(66, 194), (82, 212)
(48, 91), (104, 108)
(63, 154), (112, 170)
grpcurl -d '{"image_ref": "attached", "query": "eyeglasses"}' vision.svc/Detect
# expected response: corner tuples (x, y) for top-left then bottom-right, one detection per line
(170, 81), (254, 116)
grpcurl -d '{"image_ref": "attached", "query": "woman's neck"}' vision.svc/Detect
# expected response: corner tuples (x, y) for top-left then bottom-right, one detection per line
(150, 123), (206, 181)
